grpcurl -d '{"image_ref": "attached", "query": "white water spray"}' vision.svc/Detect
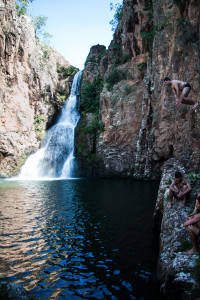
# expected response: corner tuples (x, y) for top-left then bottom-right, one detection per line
(19, 71), (82, 179)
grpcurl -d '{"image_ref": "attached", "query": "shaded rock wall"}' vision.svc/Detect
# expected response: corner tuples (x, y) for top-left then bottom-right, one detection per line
(0, 0), (74, 176)
(154, 159), (200, 299)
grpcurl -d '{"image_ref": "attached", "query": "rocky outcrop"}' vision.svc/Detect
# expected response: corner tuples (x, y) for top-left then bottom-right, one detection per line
(154, 159), (200, 299)
(0, 0), (76, 176)
(77, 0), (200, 178)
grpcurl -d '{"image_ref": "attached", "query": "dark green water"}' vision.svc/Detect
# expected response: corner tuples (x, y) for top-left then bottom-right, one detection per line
(0, 178), (160, 299)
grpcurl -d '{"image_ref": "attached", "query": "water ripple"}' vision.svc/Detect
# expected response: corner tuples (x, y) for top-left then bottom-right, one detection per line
(0, 179), (161, 299)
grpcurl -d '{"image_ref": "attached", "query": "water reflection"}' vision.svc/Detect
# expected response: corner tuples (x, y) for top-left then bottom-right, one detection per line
(0, 179), (160, 299)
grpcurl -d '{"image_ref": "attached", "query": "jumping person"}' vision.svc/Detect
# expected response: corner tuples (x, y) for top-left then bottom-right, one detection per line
(164, 78), (199, 109)
(168, 171), (192, 208)
(184, 213), (200, 255)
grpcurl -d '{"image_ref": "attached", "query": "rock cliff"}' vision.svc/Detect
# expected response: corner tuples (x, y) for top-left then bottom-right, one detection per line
(76, 0), (200, 179)
(0, 0), (76, 176)
(154, 160), (200, 299)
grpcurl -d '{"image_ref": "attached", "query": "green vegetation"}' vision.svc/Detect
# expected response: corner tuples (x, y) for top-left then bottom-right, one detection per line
(32, 16), (52, 44)
(109, 42), (131, 66)
(80, 75), (104, 114)
(16, 0), (52, 44)
(34, 114), (45, 136)
(123, 84), (132, 95)
(59, 95), (66, 103)
(137, 62), (147, 70)
(84, 118), (104, 137)
(188, 173), (200, 186)
(84, 48), (107, 66)
(178, 105), (188, 113)
(56, 87), (67, 103)
(57, 65), (77, 78)
(16, 0), (34, 16)
(77, 73), (105, 165)
(105, 68), (127, 91)
(141, 26), (158, 52)
(109, 2), (123, 32)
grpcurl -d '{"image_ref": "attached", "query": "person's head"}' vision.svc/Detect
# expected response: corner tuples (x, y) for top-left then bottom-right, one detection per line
(164, 77), (171, 85)
(174, 171), (183, 183)
(175, 171), (182, 179)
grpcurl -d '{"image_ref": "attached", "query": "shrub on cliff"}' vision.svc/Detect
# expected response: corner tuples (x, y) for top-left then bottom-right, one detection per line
(16, 0), (34, 16)
(80, 75), (104, 114)
(110, 2), (123, 32)
(106, 68), (126, 91)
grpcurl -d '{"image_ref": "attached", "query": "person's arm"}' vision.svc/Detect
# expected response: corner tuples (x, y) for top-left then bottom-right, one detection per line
(184, 214), (200, 227)
(179, 182), (192, 197)
(169, 181), (177, 193)
(172, 82), (179, 98)
(172, 82), (181, 107)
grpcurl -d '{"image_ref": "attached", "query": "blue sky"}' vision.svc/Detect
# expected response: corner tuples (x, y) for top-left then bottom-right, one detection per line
(29, 0), (122, 70)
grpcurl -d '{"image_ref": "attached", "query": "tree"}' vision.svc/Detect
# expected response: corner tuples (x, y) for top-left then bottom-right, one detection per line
(109, 2), (123, 32)
(32, 15), (52, 43)
(16, 0), (34, 16)
(15, 0), (52, 44)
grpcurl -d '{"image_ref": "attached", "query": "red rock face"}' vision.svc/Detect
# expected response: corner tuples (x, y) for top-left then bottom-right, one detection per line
(93, 0), (200, 178)
(0, 3), (73, 176)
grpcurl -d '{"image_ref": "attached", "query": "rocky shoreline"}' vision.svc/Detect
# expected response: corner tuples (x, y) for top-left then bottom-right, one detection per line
(154, 159), (200, 299)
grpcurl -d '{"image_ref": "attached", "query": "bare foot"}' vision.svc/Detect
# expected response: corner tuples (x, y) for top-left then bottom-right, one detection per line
(184, 249), (199, 255)
(168, 203), (172, 208)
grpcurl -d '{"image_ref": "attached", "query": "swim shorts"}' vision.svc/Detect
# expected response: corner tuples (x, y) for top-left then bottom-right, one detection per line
(174, 191), (184, 200)
(184, 83), (191, 89)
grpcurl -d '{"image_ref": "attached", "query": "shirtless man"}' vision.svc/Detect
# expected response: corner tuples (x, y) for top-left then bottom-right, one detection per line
(184, 213), (200, 255)
(168, 171), (191, 208)
(164, 77), (199, 109)
(186, 194), (200, 218)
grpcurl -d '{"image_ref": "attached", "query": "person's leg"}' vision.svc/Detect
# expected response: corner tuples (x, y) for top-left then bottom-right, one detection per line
(181, 185), (188, 208)
(181, 87), (198, 108)
(168, 189), (174, 208)
(185, 226), (199, 254)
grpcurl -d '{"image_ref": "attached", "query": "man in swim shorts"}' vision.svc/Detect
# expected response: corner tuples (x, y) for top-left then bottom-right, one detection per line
(184, 213), (200, 255)
(164, 78), (199, 109)
(168, 171), (192, 208)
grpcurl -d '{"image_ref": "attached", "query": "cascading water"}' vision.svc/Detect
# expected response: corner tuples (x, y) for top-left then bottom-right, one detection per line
(19, 71), (82, 179)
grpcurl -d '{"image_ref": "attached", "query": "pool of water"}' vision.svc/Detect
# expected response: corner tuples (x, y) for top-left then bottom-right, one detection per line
(0, 178), (160, 299)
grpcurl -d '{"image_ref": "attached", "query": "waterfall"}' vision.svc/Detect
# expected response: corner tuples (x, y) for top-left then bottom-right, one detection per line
(19, 71), (82, 179)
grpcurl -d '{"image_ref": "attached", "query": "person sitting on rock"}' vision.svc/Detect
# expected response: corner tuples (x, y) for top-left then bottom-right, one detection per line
(184, 213), (200, 255)
(186, 194), (200, 219)
(168, 171), (192, 208)
(164, 77), (199, 109)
